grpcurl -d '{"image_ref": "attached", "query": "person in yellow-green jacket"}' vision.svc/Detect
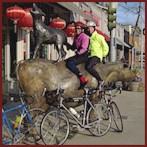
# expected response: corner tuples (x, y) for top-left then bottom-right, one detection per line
(85, 21), (109, 89)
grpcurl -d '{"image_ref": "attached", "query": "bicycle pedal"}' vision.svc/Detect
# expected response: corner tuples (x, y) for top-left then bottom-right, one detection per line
(77, 125), (85, 131)
(71, 124), (77, 127)
(70, 125), (78, 132)
(84, 125), (91, 128)
(71, 127), (78, 132)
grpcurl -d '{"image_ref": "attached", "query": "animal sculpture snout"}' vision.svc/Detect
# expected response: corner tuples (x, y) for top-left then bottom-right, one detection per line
(32, 3), (46, 16)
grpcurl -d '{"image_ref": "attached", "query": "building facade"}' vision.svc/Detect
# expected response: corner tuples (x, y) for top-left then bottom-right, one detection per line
(122, 24), (145, 68)
(2, 2), (144, 95)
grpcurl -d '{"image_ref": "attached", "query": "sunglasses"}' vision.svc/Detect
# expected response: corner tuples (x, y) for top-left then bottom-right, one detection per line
(75, 27), (82, 30)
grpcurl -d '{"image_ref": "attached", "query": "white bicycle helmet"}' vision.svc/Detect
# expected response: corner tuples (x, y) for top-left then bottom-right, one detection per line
(86, 21), (96, 27)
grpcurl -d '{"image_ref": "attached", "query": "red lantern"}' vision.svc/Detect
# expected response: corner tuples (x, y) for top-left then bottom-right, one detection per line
(18, 8), (45, 30)
(6, 5), (25, 32)
(64, 23), (75, 37)
(18, 8), (33, 29)
(50, 17), (66, 29)
(6, 5), (25, 20)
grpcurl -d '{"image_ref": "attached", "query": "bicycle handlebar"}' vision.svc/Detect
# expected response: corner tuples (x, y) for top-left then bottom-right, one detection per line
(86, 85), (122, 96)
(42, 85), (122, 104)
(17, 92), (35, 105)
(42, 87), (64, 97)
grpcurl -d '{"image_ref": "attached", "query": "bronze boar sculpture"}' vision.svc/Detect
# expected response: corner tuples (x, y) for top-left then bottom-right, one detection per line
(30, 3), (67, 61)
(16, 59), (134, 110)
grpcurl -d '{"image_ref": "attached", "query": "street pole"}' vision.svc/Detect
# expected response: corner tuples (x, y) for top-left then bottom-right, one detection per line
(110, 26), (116, 62)
(140, 16), (144, 69)
(131, 47), (134, 70)
(110, 2), (118, 62)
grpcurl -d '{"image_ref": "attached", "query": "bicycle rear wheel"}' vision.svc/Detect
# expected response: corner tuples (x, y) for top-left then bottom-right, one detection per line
(14, 108), (45, 144)
(87, 103), (111, 136)
(110, 102), (123, 132)
(41, 109), (69, 145)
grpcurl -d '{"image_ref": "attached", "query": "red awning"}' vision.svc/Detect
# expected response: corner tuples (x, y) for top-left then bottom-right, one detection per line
(84, 10), (100, 26)
(96, 29), (110, 42)
(103, 34), (110, 42)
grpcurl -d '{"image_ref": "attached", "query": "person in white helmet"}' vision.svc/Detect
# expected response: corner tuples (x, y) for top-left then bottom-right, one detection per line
(85, 21), (109, 89)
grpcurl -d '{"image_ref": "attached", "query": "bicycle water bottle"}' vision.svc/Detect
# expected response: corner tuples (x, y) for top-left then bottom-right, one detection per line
(69, 107), (80, 118)
(14, 115), (21, 129)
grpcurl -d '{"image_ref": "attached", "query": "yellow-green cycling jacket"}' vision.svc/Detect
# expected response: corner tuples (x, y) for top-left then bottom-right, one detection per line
(89, 31), (109, 62)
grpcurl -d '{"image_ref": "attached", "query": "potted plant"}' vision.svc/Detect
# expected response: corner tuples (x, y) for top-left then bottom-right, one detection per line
(130, 68), (142, 92)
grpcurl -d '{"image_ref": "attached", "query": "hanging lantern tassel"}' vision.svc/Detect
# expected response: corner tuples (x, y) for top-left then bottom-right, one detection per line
(13, 20), (18, 33)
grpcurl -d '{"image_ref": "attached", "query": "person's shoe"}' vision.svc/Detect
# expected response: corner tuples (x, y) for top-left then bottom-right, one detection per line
(78, 76), (88, 90)
(98, 80), (105, 90)
(78, 81), (88, 90)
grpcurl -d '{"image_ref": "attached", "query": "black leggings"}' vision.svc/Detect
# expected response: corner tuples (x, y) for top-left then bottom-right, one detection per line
(85, 56), (102, 81)
(66, 54), (102, 81)
(65, 52), (88, 78)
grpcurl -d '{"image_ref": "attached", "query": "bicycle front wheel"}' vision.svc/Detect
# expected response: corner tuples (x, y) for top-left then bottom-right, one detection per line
(2, 123), (13, 145)
(110, 102), (123, 132)
(87, 103), (111, 137)
(41, 109), (69, 145)
(14, 108), (45, 144)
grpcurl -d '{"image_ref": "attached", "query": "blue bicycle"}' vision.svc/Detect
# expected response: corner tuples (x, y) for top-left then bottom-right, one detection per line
(2, 92), (45, 145)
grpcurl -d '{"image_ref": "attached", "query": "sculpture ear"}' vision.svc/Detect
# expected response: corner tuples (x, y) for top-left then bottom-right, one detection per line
(33, 3), (36, 7)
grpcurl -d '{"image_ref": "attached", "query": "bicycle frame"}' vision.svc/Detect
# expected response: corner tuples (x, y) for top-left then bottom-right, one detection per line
(2, 97), (34, 144)
(58, 88), (101, 128)
(100, 87), (122, 105)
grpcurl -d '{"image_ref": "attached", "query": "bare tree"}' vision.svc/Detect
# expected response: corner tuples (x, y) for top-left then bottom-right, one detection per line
(131, 2), (141, 47)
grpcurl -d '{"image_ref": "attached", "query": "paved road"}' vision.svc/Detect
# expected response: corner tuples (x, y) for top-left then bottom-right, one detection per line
(2, 90), (145, 145)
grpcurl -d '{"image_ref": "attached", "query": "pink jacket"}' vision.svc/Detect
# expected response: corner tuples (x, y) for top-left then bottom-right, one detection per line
(73, 32), (89, 54)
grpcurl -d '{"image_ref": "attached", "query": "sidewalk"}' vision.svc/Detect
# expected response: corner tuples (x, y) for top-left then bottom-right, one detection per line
(64, 90), (145, 145)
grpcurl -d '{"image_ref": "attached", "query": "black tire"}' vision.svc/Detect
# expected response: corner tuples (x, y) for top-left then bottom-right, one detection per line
(2, 123), (13, 145)
(110, 102), (123, 132)
(41, 109), (70, 145)
(15, 108), (45, 144)
(87, 103), (111, 136)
